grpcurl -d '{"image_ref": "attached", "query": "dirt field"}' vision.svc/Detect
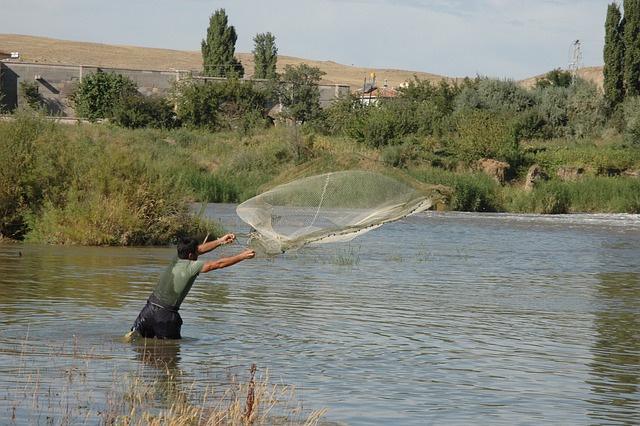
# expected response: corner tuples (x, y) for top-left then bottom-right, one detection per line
(0, 34), (603, 90)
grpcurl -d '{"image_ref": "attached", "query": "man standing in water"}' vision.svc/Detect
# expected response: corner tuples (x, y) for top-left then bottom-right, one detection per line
(127, 234), (255, 340)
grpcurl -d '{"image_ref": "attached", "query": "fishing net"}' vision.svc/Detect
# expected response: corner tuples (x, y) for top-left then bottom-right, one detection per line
(236, 170), (441, 254)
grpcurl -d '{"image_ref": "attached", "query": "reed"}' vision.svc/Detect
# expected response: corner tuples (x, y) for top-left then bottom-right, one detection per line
(105, 363), (327, 425)
(561, 176), (640, 213)
(5, 335), (326, 425)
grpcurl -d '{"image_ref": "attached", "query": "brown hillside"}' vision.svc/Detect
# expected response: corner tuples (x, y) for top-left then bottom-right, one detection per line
(0, 34), (603, 90)
(0, 34), (447, 90)
(519, 66), (604, 90)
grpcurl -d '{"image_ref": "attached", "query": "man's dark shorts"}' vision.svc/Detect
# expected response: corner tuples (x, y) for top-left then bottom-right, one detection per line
(131, 299), (182, 339)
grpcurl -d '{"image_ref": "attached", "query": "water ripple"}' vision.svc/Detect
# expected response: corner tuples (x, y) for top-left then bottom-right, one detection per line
(1, 207), (640, 425)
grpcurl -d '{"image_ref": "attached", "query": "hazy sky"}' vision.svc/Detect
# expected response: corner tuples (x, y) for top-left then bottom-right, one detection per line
(1, 0), (610, 80)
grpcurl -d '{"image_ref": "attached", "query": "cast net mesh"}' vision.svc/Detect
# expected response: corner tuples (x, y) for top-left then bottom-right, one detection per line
(236, 170), (441, 254)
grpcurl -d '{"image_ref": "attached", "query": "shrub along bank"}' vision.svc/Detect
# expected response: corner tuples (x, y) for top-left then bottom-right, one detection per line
(1, 111), (639, 245)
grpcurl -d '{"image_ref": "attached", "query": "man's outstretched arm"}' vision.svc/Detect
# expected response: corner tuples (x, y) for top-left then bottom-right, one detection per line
(201, 250), (255, 273)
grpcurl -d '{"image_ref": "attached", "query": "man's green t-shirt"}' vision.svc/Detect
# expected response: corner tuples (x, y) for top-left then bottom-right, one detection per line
(150, 256), (205, 309)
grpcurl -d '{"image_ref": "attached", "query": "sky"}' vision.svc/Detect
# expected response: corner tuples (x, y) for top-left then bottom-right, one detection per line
(1, 0), (611, 80)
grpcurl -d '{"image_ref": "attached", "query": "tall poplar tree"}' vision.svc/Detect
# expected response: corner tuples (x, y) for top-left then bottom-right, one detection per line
(201, 9), (244, 78)
(604, 2), (625, 111)
(252, 32), (278, 79)
(623, 0), (640, 96)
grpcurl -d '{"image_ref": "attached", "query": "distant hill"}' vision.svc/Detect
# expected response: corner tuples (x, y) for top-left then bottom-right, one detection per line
(0, 34), (603, 90)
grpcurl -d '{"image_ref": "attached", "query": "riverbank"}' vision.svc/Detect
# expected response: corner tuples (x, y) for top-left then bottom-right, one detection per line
(1, 115), (639, 245)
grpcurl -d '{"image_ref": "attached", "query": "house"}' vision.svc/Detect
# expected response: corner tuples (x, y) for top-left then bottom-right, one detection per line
(356, 73), (400, 105)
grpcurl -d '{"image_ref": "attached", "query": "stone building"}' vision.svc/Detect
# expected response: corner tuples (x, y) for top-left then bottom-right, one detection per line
(0, 61), (349, 117)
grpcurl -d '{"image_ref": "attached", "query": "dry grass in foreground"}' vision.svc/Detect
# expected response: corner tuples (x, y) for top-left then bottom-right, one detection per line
(5, 334), (326, 426)
(104, 363), (327, 426)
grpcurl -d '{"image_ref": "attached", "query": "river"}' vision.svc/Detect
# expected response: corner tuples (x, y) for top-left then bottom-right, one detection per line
(1, 204), (639, 425)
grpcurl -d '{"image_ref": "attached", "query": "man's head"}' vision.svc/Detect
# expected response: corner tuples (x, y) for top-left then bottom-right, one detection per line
(177, 238), (199, 260)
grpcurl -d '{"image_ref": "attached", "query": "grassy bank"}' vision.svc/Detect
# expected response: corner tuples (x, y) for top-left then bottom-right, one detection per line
(0, 114), (219, 244)
(1, 115), (639, 245)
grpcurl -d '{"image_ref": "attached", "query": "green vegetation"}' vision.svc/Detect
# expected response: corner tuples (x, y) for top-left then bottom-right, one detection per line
(70, 70), (177, 128)
(19, 80), (42, 110)
(0, 114), (218, 244)
(2, 100), (638, 245)
(604, 3), (625, 112)
(70, 71), (138, 121)
(2, 6), (640, 245)
(173, 76), (270, 132)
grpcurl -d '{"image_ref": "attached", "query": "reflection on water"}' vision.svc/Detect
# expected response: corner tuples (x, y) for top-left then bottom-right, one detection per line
(133, 338), (182, 371)
(1, 205), (639, 425)
(588, 272), (640, 425)
(131, 339), (185, 411)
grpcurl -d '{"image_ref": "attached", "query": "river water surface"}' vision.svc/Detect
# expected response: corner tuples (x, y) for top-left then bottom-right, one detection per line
(1, 204), (639, 425)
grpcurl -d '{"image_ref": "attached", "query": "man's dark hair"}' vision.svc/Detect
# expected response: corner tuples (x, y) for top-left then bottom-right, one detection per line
(177, 238), (199, 259)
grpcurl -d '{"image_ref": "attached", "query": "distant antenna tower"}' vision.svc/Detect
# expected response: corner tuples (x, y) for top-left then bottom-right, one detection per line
(568, 39), (582, 83)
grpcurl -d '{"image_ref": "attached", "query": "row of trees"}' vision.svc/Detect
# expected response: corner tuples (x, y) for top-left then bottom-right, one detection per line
(201, 8), (278, 80)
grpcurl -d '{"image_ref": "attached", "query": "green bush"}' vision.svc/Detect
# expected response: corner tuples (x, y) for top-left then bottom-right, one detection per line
(450, 109), (523, 169)
(20, 81), (42, 111)
(381, 137), (423, 168)
(277, 63), (325, 124)
(112, 94), (177, 129)
(71, 71), (138, 121)
(322, 93), (362, 136)
(360, 102), (418, 147)
(412, 167), (503, 212)
(535, 68), (573, 88)
(455, 78), (535, 113)
(0, 116), (217, 244)
(332, 98), (447, 148)
(397, 77), (460, 112)
(566, 79), (606, 138)
(174, 77), (269, 132)
(531, 78), (606, 139)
